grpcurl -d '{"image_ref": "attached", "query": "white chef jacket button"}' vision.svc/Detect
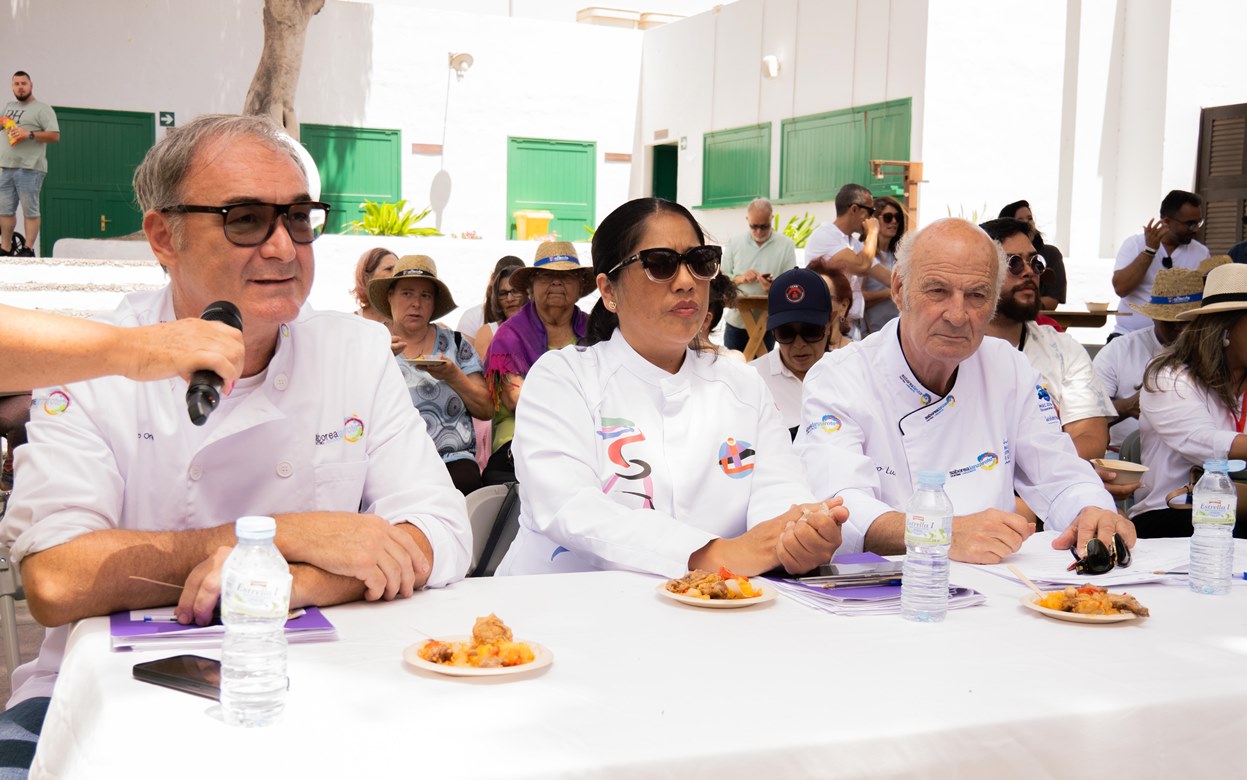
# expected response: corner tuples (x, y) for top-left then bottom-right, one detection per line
(189, 465), (203, 481)
(274, 374), (289, 391)
(276, 460), (294, 478)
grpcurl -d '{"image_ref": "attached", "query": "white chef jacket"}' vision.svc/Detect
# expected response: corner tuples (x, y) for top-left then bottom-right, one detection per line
(1093, 326), (1162, 451)
(1133, 366), (1240, 517)
(496, 332), (815, 577)
(1016, 321), (1116, 426)
(1112, 234), (1208, 334)
(794, 319), (1116, 554)
(0, 288), (471, 706)
(749, 347), (803, 432)
(804, 222), (871, 324)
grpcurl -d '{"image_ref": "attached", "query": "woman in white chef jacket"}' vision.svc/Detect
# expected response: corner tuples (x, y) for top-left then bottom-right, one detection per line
(495, 198), (847, 578)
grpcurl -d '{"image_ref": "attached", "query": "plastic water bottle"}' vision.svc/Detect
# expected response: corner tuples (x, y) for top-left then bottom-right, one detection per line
(220, 516), (292, 726)
(902, 471), (954, 622)
(1190, 459), (1236, 595)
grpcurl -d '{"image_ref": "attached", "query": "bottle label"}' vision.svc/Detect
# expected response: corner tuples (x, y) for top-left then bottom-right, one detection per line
(1193, 497), (1235, 526)
(905, 513), (951, 545)
(222, 574), (293, 620)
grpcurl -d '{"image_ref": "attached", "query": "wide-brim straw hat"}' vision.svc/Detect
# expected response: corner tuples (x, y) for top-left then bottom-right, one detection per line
(1127, 268), (1205, 321)
(509, 241), (595, 299)
(1177, 263), (1247, 320)
(1198, 255), (1231, 277)
(367, 254), (457, 321)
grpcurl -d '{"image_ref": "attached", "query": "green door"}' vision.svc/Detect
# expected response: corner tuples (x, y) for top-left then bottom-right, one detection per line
(506, 137), (596, 240)
(653, 144), (678, 201)
(40, 108), (154, 255)
(300, 124), (402, 234)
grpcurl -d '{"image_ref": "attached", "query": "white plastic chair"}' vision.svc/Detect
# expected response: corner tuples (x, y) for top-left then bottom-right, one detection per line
(465, 484), (511, 574)
(0, 544), (23, 678)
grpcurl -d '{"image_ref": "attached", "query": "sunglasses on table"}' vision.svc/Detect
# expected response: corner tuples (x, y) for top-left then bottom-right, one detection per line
(607, 245), (722, 283)
(1006, 253), (1047, 277)
(160, 201), (330, 246)
(773, 322), (828, 344)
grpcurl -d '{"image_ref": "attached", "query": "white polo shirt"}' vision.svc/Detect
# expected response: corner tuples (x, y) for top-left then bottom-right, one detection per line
(1113, 234), (1209, 334)
(804, 222), (872, 325)
(720, 230), (797, 329)
(1093, 326), (1162, 451)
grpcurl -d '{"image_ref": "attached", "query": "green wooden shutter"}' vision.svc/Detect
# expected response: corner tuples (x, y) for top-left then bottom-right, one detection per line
(701, 123), (770, 208)
(864, 99), (912, 197)
(506, 137), (596, 240)
(300, 124), (401, 234)
(779, 109), (860, 202)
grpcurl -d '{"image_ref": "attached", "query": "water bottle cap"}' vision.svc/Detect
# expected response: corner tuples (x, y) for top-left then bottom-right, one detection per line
(235, 515), (277, 540)
(1203, 459), (1230, 473)
(917, 470), (946, 487)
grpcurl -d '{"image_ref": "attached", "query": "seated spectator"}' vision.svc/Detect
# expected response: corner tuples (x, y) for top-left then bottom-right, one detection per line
(496, 197), (845, 577)
(459, 255), (525, 347)
(0, 114), (470, 770)
(473, 260), (527, 359)
(1093, 268), (1200, 454)
(980, 219), (1117, 462)
(482, 241), (592, 485)
(998, 200), (1067, 310)
(694, 273), (744, 361)
(1135, 263), (1247, 538)
(750, 268), (833, 438)
(720, 197), (797, 352)
(794, 218), (1132, 563)
(369, 254), (493, 495)
(351, 247), (404, 354)
(863, 196), (904, 333)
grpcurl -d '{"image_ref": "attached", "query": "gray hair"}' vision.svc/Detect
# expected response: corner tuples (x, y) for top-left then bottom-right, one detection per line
(746, 198), (773, 216)
(133, 114), (307, 213)
(893, 218), (1007, 311)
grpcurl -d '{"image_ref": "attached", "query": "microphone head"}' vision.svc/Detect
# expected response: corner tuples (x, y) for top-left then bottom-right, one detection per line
(201, 300), (243, 331)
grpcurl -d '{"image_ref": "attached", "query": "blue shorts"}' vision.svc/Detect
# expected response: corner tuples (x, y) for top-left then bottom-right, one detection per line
(0, 169), (45, 218)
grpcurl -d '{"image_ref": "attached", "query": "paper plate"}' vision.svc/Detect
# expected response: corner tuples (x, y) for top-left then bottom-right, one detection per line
(1019, 595), (1138, 624)
(403, 635), (553, 677)
(656, 580), (777, 609)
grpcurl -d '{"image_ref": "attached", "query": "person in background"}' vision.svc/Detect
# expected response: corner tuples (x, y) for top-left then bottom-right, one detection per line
(496, 197), (845, 577)
(351, 247), (403, 355)
(719, 198), (797, 353)
(0, 71), (59, 257)
(862, 196), (904, 334)
(750, 268), (833, 439)
(473, 260), (528, 359)
(481, 241), (593, 486)
(1135, 263), (1247, 538)
(458, 255), (525, 347)
(813, 267), (853, 352)
(695, 274), (744, 361)
(1112, 190), (1210, 338)
(998, 199), (1066, 311)
(369, 255), (493, 495)
(805, 183), (888, 337)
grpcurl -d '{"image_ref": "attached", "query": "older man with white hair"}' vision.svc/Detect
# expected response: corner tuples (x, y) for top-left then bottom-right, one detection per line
(720, 197), (797, 352)
(794, 218), (1134, 563)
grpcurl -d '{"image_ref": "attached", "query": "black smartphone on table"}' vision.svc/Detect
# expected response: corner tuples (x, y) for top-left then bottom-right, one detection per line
(132, 654), (221, 700)
(795, 560), (904, 587)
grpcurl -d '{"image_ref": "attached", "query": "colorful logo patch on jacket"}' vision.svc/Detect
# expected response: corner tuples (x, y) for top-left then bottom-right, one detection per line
(900, 374), (933, 405)
(949, 451), (999, 479)
(717, 437), (756, 479)
(1035, 383), (1060, 425)
(343, 416), (365, 442)
(805, 414), (841, 435)
(598, 416), (654, 508)
(42, 390), (71, 415)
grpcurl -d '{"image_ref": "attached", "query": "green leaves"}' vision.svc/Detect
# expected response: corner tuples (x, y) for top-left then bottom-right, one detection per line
(774, 212), (815, 248)
(344, 199), (443, 237)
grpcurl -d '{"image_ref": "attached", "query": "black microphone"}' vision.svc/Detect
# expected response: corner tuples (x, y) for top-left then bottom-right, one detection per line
(186, 300), (243, 426)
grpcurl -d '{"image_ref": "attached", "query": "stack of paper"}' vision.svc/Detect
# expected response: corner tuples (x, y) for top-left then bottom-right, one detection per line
(979, 531), (1190, 589)
(767, 578), (986, 616)
(110, 606), (338, 651)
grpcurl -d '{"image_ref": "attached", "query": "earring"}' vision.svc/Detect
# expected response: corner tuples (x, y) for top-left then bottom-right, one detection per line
(606, 300), (617, 311)
(1224, 332), (1231, 348)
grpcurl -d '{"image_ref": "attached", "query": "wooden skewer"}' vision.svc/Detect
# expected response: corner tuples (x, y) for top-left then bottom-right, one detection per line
(1007, 565), (1046, 598)
(128, 575), (183, 590)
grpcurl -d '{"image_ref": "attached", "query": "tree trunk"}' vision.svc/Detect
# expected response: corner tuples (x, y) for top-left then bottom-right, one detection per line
(242, 0), (326, 140)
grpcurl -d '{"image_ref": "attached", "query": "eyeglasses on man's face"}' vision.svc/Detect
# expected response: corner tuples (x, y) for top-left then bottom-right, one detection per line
(748, 222), (772, 231)
(160, 201), (330, 247)
(1006, 253), (1047, 277)
(607, 245), (722, 283)
(854, 202), (876, 217)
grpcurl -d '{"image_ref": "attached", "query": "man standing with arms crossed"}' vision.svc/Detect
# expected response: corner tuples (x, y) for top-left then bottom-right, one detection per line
(1, 71), (59, 257)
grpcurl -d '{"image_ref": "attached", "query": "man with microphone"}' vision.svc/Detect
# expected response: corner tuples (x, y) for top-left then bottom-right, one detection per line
(0, 115), (470, 762)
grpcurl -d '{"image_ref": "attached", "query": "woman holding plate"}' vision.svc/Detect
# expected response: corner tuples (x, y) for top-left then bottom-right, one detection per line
(496, 198), (846, 578)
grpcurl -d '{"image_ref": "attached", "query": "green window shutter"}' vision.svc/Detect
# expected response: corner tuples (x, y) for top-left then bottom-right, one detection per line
(701, 123), (770, 208)
(300, 124), (401, 234)
(506, 137), (596, 240)
(779, 108), (860, 202)
(864, 98), (912, 198)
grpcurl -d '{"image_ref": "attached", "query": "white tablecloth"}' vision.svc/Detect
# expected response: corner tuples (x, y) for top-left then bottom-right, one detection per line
(31, 537), (1247, 779)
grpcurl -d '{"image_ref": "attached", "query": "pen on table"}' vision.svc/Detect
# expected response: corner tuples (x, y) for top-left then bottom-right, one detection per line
(141, 615), (182, 623)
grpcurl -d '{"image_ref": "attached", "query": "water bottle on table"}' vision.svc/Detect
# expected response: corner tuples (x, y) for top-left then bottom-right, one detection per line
(220, 515), (292, 726)
(1190, 459), (1237, 596)
(902, 471), (954, 623)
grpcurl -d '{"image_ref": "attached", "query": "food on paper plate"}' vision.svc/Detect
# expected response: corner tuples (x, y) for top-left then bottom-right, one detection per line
(664, 568), (762, 600)
(1036, 585), (1149, 617)
(417, 614), (536, 668)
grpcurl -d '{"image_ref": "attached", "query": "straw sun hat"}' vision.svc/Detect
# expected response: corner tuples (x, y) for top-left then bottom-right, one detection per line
(1177, 263), (1247, 320)
(1127, 268), (1205, 322)
(508, 241), (595, 299)
(366, 254), (457, 321)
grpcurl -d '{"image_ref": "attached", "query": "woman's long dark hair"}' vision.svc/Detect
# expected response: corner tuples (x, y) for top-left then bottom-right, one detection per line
(482, 255), (525, 324)
(587, 198), (709, 346)
(875, 196), (907, 255)
(1144, 310), (1245, 414)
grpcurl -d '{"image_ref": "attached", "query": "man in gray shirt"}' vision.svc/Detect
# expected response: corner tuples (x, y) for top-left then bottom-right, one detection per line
(1, 71), (60, 257)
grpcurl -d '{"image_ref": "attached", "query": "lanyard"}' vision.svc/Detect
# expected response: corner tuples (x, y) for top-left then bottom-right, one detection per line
(1235, 394), (1247, 434)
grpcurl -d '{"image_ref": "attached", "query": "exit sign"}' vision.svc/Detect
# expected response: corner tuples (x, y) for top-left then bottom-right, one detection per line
(159, 112), (175, 127)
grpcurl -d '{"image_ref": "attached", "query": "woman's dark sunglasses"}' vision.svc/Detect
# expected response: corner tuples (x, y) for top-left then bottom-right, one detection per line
(608, 245), (722, 283)
(880, 212), (900, 224)
(774, 322), (828, 344)
(160, 201), (330, 246)
(1006, 253), (1047, 277)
